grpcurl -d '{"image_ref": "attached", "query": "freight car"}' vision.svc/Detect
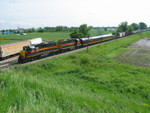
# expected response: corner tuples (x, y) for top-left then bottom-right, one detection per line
(116, 29), (149, 38)
(132, 29), (149, 34)
(0, 38), (42, 60)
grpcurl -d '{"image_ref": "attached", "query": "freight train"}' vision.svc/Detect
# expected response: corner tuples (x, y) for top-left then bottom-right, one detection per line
(0, 38), (42, 60)
(18, 29), (149, 63)
(18, 34), (114, 63)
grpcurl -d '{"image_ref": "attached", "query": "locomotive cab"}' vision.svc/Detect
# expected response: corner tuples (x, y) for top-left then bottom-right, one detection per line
(18, 46), (29, 63)
(19, 45), (36, 57)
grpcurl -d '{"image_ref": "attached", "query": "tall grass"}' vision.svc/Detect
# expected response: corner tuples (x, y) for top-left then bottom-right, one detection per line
(0, 31), (150, 113)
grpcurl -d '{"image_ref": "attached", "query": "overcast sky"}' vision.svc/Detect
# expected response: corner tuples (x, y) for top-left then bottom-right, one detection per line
(0, 0), (150, 30)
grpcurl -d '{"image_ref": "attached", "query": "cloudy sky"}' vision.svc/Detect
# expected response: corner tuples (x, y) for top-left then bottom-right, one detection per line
(0, 0), (150, 30)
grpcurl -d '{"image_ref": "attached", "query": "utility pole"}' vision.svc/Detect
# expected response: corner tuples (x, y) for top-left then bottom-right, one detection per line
(87, 35), (90, 53)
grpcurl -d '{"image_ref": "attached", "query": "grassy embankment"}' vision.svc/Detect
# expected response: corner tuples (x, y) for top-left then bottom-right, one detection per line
(0, 31), (150, 113)
(0, 29), (113, 44)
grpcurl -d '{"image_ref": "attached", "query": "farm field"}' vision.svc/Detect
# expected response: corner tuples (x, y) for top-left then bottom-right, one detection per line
(0, 31), (150, 113)
(0, 32), (70, 44)
(0, 29), (113, 44)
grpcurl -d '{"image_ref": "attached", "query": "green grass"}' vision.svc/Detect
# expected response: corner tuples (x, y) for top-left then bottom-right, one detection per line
(0, 29), (113, 44)
(0, 32), (70, 44)
(90, 29), (113, 36)
(0, 31), (150, 113)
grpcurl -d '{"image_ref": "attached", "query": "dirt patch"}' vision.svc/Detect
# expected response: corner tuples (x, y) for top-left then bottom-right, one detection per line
(128, 38), (150, 49)
(116, 38), (150, 68)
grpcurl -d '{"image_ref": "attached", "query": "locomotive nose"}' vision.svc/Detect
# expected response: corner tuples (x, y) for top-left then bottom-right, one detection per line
(20, 50), (26, 57)
(18, 51), (26, 63)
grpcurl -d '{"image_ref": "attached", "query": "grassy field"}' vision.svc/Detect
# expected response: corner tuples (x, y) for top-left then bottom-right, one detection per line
(0, 31), (150, 113)
(90, 29), (113, 36)
(0, 32), (70, 44)
(0, 29), (113, 44)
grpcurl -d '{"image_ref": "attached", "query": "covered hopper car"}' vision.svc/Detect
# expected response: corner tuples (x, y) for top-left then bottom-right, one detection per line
(0, 38), (42, 60)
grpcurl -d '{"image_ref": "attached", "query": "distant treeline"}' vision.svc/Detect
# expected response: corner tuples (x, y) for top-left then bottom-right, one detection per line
(0, 26), (117, 34)
(117, 22), (148, 33)
(1, 22), (148, 35)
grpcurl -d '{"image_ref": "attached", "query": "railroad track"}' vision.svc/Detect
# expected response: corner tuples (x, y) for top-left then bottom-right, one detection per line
(0, 56), (18, 68)
(0, 60), (18, 68)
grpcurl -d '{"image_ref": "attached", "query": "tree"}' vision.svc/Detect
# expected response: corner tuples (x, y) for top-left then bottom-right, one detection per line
(127, 25), (134, 32)
(112, 31), (116, 35)
(79, 24), (90, 37)
(37, 27), (44, 33)
(104, 28), (107, 31)
(117, 21), (134, 32)
(44, 27), (51, 32)
(1, 30), (5, 34)
(70, 24), (91, 38)
(116, 21), (134, 36)
(131, 23), (139, 30)
(139, 22), (147, 29)
(70, 27), (78, 31)
(125, 25), (134, 35)
(55, 26), (69, 32)
(70, 30), (83, 38)
(117, 21), (128, 32)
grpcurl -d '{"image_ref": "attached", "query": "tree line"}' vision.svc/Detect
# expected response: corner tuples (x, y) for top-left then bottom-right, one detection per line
(0, 22), (148, 36)
(115, 22), (148, 35)
(0, 26), (79, 34)
(0, 26), (116, 34)
(70, 22), (149, 38)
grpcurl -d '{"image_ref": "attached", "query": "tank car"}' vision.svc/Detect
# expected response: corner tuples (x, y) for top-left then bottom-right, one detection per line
(80, 34), (113, 46)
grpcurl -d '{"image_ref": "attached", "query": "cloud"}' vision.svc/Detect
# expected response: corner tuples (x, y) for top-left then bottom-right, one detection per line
(0, 20), (5, 23)
(0, 0), (150, 30)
